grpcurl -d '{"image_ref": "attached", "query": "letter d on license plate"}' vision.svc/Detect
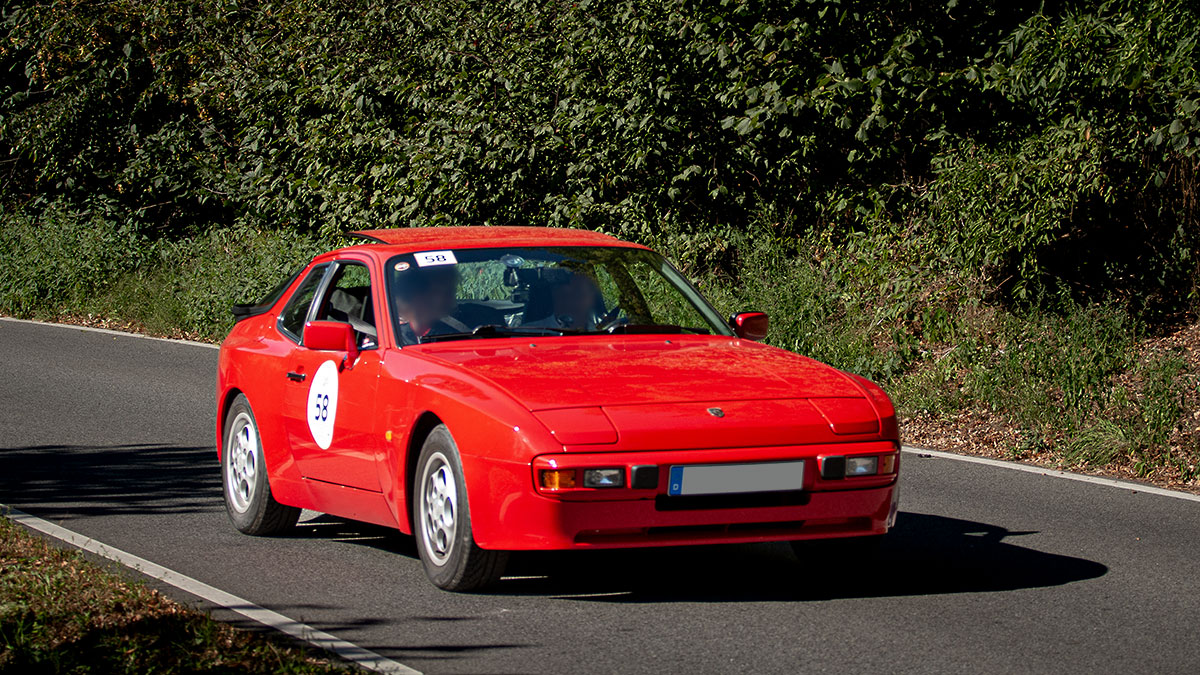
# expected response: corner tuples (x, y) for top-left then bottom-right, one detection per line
(667, 461), (806, 496)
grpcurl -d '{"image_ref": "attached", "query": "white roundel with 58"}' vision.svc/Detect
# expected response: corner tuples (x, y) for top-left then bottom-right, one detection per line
(307, 360), (339, 449)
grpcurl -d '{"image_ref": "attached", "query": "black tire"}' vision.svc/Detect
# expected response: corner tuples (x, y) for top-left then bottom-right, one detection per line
(790, 534), (883, 564)
(222, 394), (300, 536)
(412, 424), (507, 591)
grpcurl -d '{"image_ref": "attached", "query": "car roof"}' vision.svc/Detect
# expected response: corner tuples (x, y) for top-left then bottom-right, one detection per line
(349, 226), (648, 253)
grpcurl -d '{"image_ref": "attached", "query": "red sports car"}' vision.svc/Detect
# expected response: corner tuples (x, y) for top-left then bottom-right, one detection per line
(217, 227), (900, 591)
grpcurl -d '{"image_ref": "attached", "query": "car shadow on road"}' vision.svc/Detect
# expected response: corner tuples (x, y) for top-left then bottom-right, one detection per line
(486, 511), (1109, 602)
(283, 509), (1108, 603)
(291, 512), (419, 557)
(1, 447), (1107, 605)
(0, 444), (221, 516)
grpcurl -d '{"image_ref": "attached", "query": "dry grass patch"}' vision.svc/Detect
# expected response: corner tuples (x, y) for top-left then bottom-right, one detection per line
(0, 515), (350, 673)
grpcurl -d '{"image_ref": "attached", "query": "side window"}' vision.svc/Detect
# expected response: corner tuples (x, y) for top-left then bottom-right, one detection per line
(314, 262), (378, 349)
(278, 265), (329, 342)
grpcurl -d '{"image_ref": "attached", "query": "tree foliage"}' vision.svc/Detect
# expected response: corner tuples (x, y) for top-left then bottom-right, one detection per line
(1, 0), (1198, 307)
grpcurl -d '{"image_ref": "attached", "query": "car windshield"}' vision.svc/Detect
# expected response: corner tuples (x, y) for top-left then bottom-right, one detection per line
(385, 246), (732, 345)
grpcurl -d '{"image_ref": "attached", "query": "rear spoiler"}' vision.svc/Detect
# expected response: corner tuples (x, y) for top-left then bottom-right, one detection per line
(230, 266), (306, 322)
(349, 231), (386, 243)
(231, 303), (271, 322)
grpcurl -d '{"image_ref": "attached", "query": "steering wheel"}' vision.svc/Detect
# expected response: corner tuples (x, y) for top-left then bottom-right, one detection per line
(595, 305), (627, 332)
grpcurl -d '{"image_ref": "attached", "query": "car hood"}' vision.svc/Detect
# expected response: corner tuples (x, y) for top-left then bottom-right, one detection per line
(416, 335), (865, 410)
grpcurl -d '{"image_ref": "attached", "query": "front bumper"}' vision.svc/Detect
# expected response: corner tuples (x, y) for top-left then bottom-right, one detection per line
(465, 442), (899, 550)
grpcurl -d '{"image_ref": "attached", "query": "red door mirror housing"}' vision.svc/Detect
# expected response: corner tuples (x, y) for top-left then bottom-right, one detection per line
(730, 311), (769, 341)
(303, 321), (360, 365)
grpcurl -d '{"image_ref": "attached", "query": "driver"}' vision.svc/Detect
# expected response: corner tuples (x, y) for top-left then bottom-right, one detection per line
(393, 265), (470, 344)
(523, 269), (601, 330)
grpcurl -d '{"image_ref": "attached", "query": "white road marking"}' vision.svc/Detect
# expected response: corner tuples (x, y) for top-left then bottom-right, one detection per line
(903, 446), (1200, 503)
(3, 316), (1198, 663)
(0, 316), (219, 349)
(2, 506), (421, 675)
(7, 316), (1199, 504)
(551, 591), (635, 600)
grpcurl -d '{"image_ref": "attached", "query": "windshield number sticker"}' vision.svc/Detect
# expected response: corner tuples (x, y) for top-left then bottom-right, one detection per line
(415, 250), (457, 267)
(306, 360), (340, 450)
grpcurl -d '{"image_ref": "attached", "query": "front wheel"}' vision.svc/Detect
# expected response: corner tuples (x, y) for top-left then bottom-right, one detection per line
(222, 394), (300, 536)
(412, 425), (507, 591)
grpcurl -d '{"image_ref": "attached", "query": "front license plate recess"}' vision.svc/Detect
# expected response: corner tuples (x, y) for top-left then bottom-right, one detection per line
(667, 461), (806, 496)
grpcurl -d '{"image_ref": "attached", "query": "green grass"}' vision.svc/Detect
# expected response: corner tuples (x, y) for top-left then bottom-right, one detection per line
(0, 515), (352, 673)
(0, 215), (331, 341)
(2, 217), (1198, 486)
(697, 229), (1200, 485)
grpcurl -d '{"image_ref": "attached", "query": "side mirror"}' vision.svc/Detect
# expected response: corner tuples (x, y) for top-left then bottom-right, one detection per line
(729, 311), (769, 341)
(304, 321), (359, 366)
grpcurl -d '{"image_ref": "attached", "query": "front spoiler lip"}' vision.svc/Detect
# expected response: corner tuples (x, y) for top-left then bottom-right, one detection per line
(554, 484), (896, 549)
(572, 515), (881, 548)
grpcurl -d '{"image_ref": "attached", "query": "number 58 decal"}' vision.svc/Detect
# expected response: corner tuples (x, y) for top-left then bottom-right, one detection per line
(306, 360), (340, 449)
(414, 250), (457, 267)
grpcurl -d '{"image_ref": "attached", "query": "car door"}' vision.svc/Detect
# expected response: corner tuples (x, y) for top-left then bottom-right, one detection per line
(280, 259), (384, 492)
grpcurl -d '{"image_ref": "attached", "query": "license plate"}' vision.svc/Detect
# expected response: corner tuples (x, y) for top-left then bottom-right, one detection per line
(667, 461), (806, 496)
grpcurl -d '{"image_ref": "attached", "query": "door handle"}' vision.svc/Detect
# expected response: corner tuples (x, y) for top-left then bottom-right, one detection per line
(286, 371), (306, 382)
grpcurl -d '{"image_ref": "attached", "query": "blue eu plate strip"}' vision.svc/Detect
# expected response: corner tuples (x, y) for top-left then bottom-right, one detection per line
(668, 466), (685, 496)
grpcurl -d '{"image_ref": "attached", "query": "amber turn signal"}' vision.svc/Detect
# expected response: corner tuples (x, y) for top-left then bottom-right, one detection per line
(540, 469), (578, 490)
(880, 454), (897, 475)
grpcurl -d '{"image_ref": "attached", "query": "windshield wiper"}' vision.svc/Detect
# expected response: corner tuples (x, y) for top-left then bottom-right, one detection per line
(420, 323), (711, 342)
(600, 323), (711, 335)
(420, 324), (572, 343)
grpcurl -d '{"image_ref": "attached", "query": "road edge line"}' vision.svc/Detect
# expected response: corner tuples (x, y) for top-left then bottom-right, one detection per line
(0, 316), (218, 350)
(6, 316), (1197, 505)
(1, 505), (420, 675)
(903, 446), (1200, 503)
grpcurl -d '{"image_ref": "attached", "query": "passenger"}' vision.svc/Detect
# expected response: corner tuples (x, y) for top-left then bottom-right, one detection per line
(393, 265), (469, 344)
(523, 270), (602, 330)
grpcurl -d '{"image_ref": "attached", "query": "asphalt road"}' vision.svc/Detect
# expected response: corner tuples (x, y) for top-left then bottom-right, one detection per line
(2, 318), (1199, 674)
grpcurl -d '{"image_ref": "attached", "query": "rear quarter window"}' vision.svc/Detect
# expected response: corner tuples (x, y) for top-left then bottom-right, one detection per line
(278, 265), (329, 341)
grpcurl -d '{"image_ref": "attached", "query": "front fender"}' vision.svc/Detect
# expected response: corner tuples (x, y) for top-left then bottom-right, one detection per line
(375, 350), (560, 546)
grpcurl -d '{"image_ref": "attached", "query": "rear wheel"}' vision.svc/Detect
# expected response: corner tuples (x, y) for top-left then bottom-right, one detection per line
(412, 425), (507, 591)
(222, 394), (300, 535)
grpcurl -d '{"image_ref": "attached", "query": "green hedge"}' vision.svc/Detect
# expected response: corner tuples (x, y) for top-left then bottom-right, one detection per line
(1, 1), (1197, 478)
(2, 0), (1197, 301)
